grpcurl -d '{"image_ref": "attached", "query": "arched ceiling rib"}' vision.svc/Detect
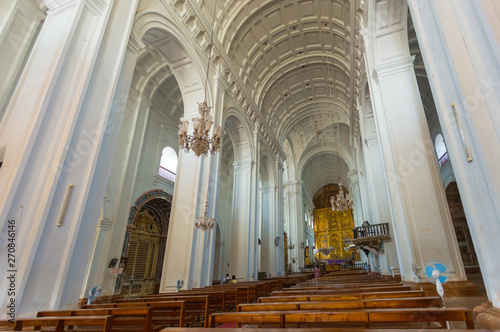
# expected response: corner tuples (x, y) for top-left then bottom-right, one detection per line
(302, 153), (350, 199)
(170, 0), (356, 199)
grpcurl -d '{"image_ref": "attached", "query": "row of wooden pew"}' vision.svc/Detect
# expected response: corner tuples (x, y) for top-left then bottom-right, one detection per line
(207, 270), (475, 329)
(0, 276), (302, 332)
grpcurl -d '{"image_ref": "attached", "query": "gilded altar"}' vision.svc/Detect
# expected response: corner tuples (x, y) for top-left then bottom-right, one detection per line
(314, 207), (355, 260)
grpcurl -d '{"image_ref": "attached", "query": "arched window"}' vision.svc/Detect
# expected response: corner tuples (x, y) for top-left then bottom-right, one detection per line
(158, 147), (177, 182)
(435, 134), (449, 168)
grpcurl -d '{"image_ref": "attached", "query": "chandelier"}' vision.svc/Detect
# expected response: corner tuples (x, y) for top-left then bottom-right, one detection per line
(287, 243), (295, 250)
(194, 199), (215, 231)
(190, 0), (220, 234)
(178, 102), (222, 157)
(178, 0), (222, 157)
(318, 236), (335, 257)
(330, 142), (354, 212)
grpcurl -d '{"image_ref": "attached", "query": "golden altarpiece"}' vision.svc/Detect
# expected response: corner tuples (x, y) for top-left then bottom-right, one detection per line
(313, 184), (358, 263)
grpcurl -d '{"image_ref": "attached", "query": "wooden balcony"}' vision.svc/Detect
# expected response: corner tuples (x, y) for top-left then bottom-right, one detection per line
(353, 222), (390, 239)
(343, 223), (391, 252)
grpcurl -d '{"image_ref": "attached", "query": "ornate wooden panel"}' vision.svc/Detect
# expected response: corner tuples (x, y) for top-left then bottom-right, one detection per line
(121, 209), (161, 297)
(314, 207), (354, 260)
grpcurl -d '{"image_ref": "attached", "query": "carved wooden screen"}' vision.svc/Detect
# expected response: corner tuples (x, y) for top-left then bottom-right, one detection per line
(121, 209), (161, 297)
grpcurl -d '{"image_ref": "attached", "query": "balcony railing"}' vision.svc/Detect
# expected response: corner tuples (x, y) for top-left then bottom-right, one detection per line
(353, 222), (390, 239)
(158, 166), (176, 182)
(438, 151), (449, 168)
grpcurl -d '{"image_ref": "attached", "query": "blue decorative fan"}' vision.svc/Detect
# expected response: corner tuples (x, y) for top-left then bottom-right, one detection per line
(87, 286), (102, 305)
(387, 265), (395, 279)
(424, 261), (449, 284)
(176, 279), (184, 292)
(424, 260), (449, 299)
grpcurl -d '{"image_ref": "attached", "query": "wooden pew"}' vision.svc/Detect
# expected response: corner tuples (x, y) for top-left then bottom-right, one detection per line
(272, 285), (412, 296)
(210, 285), (250, 304)
(116, 296), (209, 327)
(259, 290), (426, 303)
(165, 328), (475, 332)
(36, 307), (159, 332)
(13, 316), (113, 332)
(82, 301), (186, 327)
(238, 297), (443, 312)
(290, 282), (403, 289)
(209, 307), (474, 329)
(142, 290), (228, 312)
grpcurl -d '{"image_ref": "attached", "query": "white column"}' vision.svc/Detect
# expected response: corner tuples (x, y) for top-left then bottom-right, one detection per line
(228, 160), (257, 280)
(408, 0), (500, 307)
(275, 157), (285, 276)
(80, 33), (148, 296)
(248, 127), (260, 280)
(0, 0), (45, 119)
(284, 180), (304, 271)
(0, 0), (140, 317)
(369, 55), (465, 282)
(348, 170), (363, 225)
(260, 185), (275, 276)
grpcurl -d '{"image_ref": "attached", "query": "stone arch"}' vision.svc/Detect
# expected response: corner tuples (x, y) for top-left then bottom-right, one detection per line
(220, 108), (257, 280)
(118, 190), (172, 296)
(132, 10), (215, 117)
(222, 108), (254, 162)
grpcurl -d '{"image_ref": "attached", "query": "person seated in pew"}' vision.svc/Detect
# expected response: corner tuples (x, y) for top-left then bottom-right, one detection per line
(230, 275), (237, 284)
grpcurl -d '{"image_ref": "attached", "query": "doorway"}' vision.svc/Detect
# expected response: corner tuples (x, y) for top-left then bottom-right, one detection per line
(118, 190), (172, 296)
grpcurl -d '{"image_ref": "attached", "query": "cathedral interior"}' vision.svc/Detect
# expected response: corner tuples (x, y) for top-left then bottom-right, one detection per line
(1, 0), (500, 329)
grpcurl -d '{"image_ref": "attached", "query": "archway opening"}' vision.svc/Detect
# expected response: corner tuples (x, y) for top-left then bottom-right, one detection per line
(118, 192), (172, 296)
(445, 182), (480, 275)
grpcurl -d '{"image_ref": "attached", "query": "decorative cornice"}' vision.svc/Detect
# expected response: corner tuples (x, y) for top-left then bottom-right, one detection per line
(128, 33), (146, 54)
(375, 56), (416, 79)
(98, 218), (113, 230)
(162, 0), (286, 161)
(43, 0), (78, 13)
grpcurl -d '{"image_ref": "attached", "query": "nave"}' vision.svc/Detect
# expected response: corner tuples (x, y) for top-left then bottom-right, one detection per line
(1, 270), (492, 331)
(1, 0), (500, 330)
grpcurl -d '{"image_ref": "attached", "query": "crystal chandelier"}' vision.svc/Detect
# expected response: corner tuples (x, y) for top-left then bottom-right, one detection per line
(178, 0), (222, 157)
(330, 139), (354, 212)
(189, 0), (220, 234)
(330, 180), (354, 212)
(178, 102), (222, 157)
(194, 199), (215, 231)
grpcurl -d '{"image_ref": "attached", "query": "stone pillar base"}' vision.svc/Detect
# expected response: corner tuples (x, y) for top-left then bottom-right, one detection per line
(475, 302), (500, 330)
(404, 280), (479, 296)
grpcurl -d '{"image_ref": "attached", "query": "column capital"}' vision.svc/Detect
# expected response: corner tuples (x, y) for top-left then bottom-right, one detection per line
(233, 159), (254, 170)
(375, 56), (415, 79)
(97, 218), (113, 230)
(43, 0), (77, 10)
(127, 33), (145, 54)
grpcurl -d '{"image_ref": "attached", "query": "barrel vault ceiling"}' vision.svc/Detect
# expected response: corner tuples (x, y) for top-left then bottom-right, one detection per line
(163, 0), (362, 198)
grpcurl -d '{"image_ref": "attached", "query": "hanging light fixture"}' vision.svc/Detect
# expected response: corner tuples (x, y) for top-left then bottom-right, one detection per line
(330, 140), (354, 212)
(322, 24), (354, 213)
(178, 0), (222, 157)
(190, 0), (221, 235)
(195, 199), (215, 231)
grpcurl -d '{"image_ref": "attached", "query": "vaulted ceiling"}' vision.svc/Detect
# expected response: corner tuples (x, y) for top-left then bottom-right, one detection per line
(209, 0), (357, 196)
(138, 0), (360, 199)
